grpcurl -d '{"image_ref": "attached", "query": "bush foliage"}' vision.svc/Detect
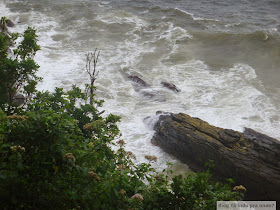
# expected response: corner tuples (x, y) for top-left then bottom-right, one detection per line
(0, 17), (41, 113)
(0, 17), (244, 209)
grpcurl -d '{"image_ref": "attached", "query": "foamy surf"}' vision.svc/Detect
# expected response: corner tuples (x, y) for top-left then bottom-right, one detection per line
(2, 0), (280, 173)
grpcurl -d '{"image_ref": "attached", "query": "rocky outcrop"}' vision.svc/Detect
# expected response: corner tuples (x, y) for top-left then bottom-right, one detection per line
(151, 112), (280, 201)
(128, 75), (150, 87)
(161, 81), (180, 92)
(6, 19), (15, 27)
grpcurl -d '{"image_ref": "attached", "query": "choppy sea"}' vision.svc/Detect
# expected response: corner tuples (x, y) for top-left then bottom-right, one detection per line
(1, 0), (280, 172)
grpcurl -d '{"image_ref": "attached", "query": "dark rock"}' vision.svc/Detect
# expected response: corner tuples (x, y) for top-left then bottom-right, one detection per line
(155, 110), (170, 115)
(128, 75), (150, 87)
(6, 19), (14, 27)
(161, 81), (180, 92)
(151, 112), (280, 202)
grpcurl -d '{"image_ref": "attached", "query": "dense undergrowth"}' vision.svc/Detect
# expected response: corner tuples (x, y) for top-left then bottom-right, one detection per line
(0, 17), (244, 209)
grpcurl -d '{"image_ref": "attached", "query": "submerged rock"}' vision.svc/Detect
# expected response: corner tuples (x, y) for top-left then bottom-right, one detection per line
(140, 90), (166, 102)
(151, 112), (280, 201)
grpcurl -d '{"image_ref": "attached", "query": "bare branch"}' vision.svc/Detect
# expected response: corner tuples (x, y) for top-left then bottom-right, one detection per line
(85, 49), (100, 106)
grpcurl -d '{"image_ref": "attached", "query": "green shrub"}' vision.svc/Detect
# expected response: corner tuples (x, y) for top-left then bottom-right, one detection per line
(0, 17), (41, 113)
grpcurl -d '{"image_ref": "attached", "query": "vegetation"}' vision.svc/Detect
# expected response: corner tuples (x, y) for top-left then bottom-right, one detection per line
(0, 17), (41, 113)
(0, 17), (244, 209)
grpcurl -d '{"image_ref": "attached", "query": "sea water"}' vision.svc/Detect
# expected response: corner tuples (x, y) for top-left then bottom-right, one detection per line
(1, 0), (280, 172)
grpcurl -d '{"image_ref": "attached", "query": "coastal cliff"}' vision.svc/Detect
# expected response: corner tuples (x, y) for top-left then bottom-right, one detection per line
(151, 112), (280, 201)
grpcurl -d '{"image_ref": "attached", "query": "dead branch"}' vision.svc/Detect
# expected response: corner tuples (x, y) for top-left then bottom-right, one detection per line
(86, 48), (100, 86)
(85, 48), (100, 105)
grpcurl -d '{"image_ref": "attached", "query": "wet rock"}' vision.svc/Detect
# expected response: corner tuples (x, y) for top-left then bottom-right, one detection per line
(141, 91), (157, 98)
(155, 110), (171, 115)
(128, 75), (150, 87)
(151, 112), (280, 202)
(140, 90), (166, 102)
(6, 19), (15, 27)
(161, 81), (180, 92)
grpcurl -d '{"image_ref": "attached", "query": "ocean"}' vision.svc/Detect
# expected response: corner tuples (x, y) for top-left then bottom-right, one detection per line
(1, 0), (280, 172)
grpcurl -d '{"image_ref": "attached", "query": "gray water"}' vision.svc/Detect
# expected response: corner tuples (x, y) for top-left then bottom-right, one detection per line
(1, 0), (280, 172)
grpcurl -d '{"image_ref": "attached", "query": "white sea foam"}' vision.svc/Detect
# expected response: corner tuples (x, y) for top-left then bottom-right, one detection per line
(174, 7), (219, 22)
(0, 1), (10, 17)
(3, 0), (280, 174)
(158, 22), (192, 41)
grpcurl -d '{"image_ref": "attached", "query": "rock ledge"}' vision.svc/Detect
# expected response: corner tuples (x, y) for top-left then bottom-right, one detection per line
(151, 112), (280, 201)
